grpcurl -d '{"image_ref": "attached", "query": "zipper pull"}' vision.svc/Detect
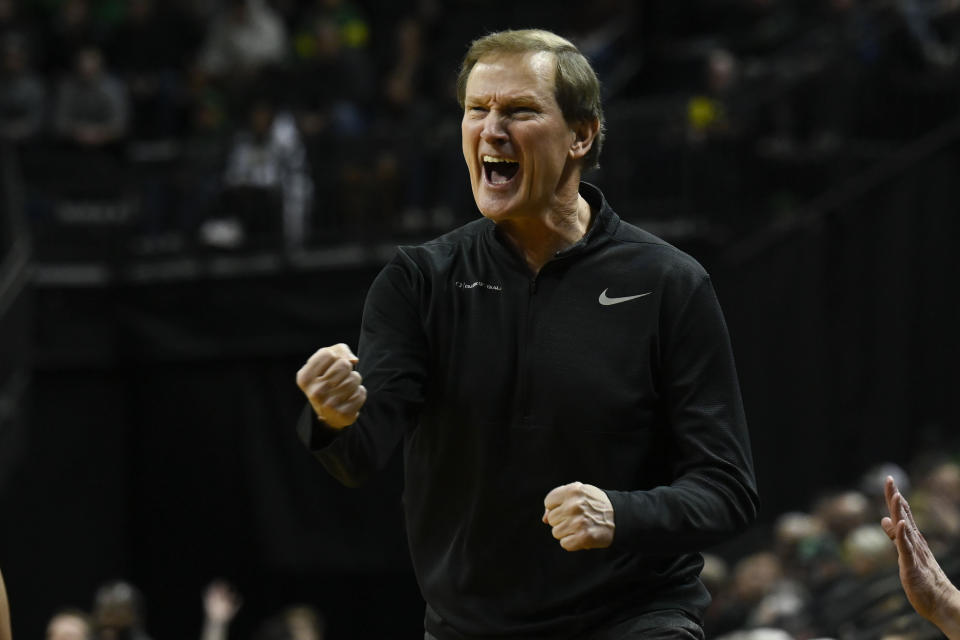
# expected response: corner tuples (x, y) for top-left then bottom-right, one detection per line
(529, 279), (537, 294)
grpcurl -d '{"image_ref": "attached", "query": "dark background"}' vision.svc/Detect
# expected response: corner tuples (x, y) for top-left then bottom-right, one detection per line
(4, 142), (959, 638)
(2, 0), (960, 638)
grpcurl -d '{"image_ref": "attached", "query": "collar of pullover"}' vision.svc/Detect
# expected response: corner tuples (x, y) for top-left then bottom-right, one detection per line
(487, 181), (621, 269)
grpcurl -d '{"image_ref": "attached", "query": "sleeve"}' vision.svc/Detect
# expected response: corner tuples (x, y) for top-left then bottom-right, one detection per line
(296, 250), (429, 487)
(605, 272), (759, 552)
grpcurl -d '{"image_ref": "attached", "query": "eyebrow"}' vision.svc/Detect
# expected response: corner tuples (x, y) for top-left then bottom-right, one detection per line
(465, 93), (545, 108)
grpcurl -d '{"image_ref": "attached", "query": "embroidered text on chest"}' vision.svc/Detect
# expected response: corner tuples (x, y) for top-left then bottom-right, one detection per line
(456, 281), (503, 292)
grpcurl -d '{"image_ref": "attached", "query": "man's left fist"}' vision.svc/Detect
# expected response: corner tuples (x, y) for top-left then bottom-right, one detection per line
(542, 481), (615, 551)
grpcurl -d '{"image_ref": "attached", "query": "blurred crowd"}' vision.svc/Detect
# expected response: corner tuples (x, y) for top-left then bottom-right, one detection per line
(45, 579), (324, 640)
(704, 453), (960, 640)
(29, 451), (960, 640)
(1, 0), (959, 258)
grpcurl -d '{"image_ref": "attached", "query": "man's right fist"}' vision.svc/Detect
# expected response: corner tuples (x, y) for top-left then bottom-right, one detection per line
(296, 343), (367, 429)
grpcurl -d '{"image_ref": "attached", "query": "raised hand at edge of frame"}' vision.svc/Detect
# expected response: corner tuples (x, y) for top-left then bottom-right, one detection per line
(0, 567), (10, 640)
(881, 475), (960, 640)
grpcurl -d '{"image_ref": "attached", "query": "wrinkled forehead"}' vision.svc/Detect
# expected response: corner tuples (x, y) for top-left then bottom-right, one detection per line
(465, 50), (558, 99)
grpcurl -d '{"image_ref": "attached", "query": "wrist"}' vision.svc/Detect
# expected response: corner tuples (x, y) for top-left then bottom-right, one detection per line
(315, 410), (351, 431)
(930, 586), (960, 640)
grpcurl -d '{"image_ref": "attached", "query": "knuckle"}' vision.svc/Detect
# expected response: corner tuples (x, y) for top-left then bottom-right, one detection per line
(321, 402), (339, 417)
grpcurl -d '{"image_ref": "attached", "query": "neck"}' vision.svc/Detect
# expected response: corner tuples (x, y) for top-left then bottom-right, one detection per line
(498, 188), (593, 275)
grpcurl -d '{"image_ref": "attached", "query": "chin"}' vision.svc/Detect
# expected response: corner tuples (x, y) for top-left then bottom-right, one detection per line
(475, 189), (522, 221)
(476, 201), (515, 223)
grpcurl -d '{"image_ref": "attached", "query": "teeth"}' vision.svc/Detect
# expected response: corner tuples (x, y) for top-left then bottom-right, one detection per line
(483, 155), (518, 163)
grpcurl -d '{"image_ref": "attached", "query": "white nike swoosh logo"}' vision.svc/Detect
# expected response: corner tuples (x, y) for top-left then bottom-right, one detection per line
(598, 289), (652, 306)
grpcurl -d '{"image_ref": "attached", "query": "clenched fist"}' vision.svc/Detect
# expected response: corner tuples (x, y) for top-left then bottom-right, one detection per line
(296, 343), (367, 429)
(542, 481), (615, 551)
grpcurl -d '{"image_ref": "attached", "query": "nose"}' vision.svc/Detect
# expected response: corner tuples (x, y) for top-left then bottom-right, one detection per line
(480, 112), (508, 145)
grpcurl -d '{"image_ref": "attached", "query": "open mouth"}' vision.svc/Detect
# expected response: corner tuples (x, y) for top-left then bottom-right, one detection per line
(483, 155), (519, 185)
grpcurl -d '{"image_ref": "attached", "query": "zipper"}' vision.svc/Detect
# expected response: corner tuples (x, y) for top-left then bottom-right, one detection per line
(514, 270), (541, 424)
(505, 237), (578, 425)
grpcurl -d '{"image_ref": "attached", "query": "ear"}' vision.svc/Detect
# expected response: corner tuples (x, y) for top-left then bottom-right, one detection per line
(569, 117), (600, 160)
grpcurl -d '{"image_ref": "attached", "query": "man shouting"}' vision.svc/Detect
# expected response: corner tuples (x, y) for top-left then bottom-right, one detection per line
(296, 28), (758, 640)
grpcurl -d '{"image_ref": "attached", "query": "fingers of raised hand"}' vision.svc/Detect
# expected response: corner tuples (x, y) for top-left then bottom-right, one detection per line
(895, 493), (922, 540)
(895, 519), (919, 563)
(882, 516), (897, 540)
(885, 476), (898, 517)
(901, 493), (920, 531)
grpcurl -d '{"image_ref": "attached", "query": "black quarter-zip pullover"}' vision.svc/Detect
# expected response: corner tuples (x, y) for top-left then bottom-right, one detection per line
(299, 183), (759, 639)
